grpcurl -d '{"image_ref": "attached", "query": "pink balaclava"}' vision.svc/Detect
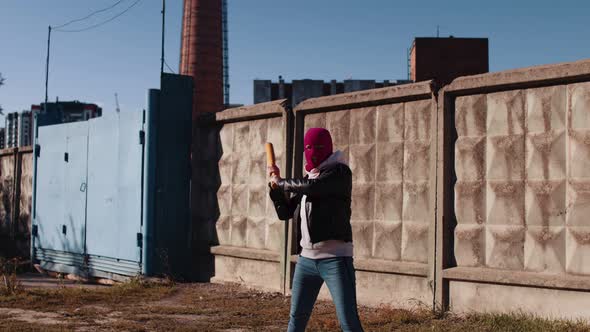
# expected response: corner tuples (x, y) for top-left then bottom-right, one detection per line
(304, 128), (333, 172)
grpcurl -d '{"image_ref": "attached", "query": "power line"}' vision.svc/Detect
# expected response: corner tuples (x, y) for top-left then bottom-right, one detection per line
(164, 60), (176, 74)
(52, 0), (125, 30)
(54, 0), (142, 33)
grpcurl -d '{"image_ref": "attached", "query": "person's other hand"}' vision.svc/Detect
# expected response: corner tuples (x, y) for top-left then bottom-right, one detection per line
(267, 165), (280, 178)
(269, 174), (281, 187)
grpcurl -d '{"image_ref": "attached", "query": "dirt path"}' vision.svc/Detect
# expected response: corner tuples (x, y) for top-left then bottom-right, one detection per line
(1, 279), (589, 331)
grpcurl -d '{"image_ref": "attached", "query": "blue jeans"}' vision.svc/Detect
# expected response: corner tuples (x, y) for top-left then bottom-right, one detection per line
(288, 256), (363, 332)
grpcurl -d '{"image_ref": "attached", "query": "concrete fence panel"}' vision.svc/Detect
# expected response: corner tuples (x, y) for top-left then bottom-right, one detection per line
(437, 59), (590, 318)
(16, 148), (33, 258)
(0, 147), (33, 259)
(293, 81), (438, 308)
(200, 100), (293, 292)
(0, 149), (16, 256)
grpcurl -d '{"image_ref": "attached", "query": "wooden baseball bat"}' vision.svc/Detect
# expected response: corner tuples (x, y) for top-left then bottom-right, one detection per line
(265, 143), (276, 167)
(265, 143), (278, 189)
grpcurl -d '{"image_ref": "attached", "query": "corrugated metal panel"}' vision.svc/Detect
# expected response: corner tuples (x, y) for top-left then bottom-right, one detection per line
(36, 248), (85, 267)
(36, 248), (141, 277)
(87, 255), (140, 276)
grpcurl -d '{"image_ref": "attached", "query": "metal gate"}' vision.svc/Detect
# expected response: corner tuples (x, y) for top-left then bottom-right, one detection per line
(32, 73), (193, 280)
(33, 112), (144, 278)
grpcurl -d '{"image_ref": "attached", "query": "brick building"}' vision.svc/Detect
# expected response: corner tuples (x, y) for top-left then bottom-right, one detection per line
(410, 37), (489, 85)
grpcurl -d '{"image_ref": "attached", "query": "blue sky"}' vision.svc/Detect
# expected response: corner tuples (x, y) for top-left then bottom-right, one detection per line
(1, 0), (589, 118)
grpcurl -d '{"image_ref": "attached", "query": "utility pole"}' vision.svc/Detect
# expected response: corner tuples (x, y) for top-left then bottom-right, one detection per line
(160, 0), (165, 75)
(44, 26), (52, 114)
(115, 93), (121, 113)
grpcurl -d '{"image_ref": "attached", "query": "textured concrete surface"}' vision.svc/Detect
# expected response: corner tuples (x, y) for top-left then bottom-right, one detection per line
(216, 99), (288, 122)
(303, 100), (435, 264)
(208, 58), (590, 317)
(0, 149), (31, 258)
(445, 58), (590, 92)
(0, 153), (16, 241)
(17, 152), (33, 257)
(449, 280), (590, 320)
(438, 59), (590, 318)
(444, 266), (590, 291)
(295, 81), (434, 113)
(210, 245), (280, 262)
(207, 100), (291, 291)
(212, 255), (282, 292)
(354, 258), (428, 276)
(453, 83), (590, 275)
(215, 116), (287, 252)
(314, 270), (432, 309)
(294, 82), (438, 308)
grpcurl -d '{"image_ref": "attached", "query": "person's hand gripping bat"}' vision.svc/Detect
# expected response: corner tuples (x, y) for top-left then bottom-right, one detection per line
(265, 143), (281, 189)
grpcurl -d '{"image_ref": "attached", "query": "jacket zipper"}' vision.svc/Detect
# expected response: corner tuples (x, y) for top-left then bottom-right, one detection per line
(306, 200), (313, 248)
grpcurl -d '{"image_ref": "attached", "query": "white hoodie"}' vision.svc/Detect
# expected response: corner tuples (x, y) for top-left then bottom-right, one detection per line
(300, 150), (354, 259)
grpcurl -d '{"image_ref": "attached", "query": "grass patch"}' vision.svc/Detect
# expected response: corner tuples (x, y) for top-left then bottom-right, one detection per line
(0, 321), (71, 332)
(355, 308), (590, 332)
(456, 312), (590, 332)
(0, 276), (175, 312)
(0, 257), (23, 296)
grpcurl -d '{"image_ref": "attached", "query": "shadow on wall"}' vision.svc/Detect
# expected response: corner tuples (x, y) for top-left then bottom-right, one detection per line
(14, 194), (32, 260)
(16, 153), (33, 260)
(32, 216), (87, 277)
(58, 215), (84, 255)
(0, 174), (14, 257)
(0, 150), (33, 260)
(191, 112), (222, 281)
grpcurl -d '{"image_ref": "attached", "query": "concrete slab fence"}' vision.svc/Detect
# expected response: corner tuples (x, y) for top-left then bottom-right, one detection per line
(437, 59), (590, 319)
(195, 100), (294, 292)
(291, 81), (438, 308)
(207, 58), (590, 319)
(3, 58), (590, 319)
(0, 146), (33, 259)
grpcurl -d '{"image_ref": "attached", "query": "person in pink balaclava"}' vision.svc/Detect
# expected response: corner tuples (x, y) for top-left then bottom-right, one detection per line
(268, 128), (363, 332)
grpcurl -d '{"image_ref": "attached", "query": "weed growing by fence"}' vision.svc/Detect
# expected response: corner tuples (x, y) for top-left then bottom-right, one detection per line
(0, 257), (21, 296)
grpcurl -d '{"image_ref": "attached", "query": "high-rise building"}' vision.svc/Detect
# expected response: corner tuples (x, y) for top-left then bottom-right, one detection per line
(33, 101), (102, 127)
(4, 111), (33, 148)
(18, 111), (33, 147)
(0, 128), (5, 150)
(5, 112), (19, 148)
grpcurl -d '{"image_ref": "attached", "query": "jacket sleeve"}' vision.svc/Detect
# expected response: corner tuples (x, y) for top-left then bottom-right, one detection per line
(276, 165), (352, 197)
(268, 184), (300, 221)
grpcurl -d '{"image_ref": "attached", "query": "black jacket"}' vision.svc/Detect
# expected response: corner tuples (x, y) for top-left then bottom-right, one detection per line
(269, 163), (353, 244)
